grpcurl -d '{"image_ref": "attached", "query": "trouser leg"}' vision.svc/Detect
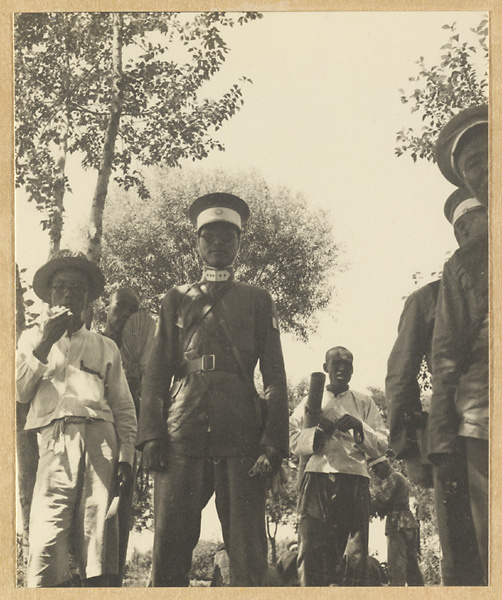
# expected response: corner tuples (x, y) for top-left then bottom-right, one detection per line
(151, 454), (205, 587)
(337, 477), (369, 586)
(404, 529), (424, 586)
(465, 437), (489, 584)
(27, 422), (82, 587)
(297, 515), (338, 586)
(386, 532), (407, 586)
(214, 456), (268, 586)
(77, 421), (118, 583)
(433, 457), (483, 585)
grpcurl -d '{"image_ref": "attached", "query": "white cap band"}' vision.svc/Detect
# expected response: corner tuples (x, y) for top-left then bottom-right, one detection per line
(451, 119), (488, 178)
(368, 455), (387, 467)
(197, 207), (242, 230)
(452, 197), (483, 225)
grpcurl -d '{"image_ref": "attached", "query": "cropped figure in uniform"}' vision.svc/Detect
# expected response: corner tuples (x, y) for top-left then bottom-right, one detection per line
(290, 347), (388, 586)
(369, 456), (424, 587)
(137, 193), (289, 587)
(430, 104), (489, 583)
(386, 188), (485, 585)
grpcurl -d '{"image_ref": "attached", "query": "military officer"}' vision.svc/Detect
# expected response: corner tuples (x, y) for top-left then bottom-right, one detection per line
(137, 193), (289, 587)
(435, 104), (488, 207)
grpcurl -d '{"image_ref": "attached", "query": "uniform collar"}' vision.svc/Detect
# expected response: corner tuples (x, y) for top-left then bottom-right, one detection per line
(202, 265), (234, 283)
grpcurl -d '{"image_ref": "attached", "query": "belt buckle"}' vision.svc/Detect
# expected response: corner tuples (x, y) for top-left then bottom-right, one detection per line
(202, 354), (215, 371)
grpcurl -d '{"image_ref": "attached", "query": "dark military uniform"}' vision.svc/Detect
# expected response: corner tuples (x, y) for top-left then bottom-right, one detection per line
(137, 274), (288, 586)
(429, 234), (489, 583)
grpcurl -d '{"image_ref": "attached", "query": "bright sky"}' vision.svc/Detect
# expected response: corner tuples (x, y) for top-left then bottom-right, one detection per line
(17, 11), (486, 393)
(15, 10), (486, 547)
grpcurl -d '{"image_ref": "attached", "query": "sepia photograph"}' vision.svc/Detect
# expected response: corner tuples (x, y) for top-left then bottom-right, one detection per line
(9, 4), (494, 593)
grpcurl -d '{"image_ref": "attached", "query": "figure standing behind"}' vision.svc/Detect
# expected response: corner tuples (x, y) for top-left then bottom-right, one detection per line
(16, 250), (137, 587)
(290, 347), (388, 586)
(137, 193), (289, 587)
(369, 456), (424, 586)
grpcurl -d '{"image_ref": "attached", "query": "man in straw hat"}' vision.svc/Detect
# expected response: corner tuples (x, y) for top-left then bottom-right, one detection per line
(137, 193), (289, 586)
(16, 250), (137, 587)
(428, 105), (489, 583)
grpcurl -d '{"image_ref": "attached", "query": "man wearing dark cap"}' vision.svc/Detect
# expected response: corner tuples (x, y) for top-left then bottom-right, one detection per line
(386, 188), (486, 585)
(137, 193), (289, 586)
(435, 104), (488, 206)
(16, 250), (137, 587)
(369, 457), (423, 586)
(430, 121), (489, 582)
(290, 346), (388, 586)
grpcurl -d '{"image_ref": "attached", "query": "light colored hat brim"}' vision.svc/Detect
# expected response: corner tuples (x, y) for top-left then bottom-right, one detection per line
(33, 255), (105, 303)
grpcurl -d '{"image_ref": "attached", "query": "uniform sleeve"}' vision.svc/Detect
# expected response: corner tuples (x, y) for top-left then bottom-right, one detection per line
(105, 343), (138, 465)
(136, 290), (178, 449)
(289, 399), (317, 457)
(357, 397), (388, 459)
(256, 290), (289, 456)
(428, 262), (466, 461)
(385, 290), (428, 460)
(16, 328), (48, 404)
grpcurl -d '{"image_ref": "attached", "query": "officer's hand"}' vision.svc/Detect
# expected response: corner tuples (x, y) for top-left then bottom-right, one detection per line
(261, 445), (282, 473)
(336, 414), (363, 435)
(142, 440), (168, 472)
(435, 453), (463, 494)
(404, 457), (433, 488)
(117, 461), (133, 491)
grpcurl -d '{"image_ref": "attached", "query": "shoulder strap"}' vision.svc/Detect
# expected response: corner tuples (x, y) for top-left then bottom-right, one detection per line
(180, 282), (235, 356)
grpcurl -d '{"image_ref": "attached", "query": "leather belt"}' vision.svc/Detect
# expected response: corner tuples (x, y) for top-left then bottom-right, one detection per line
(181, 354), (239, 376)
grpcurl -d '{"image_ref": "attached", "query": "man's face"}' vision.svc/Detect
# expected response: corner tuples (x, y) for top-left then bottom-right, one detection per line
(197, 222), (240, 269)
(455, 129), (489, 206)
(324, 356), (353, 391)
(454, 208), (488, 246)
(50, 269), (89, 324)
(107, 290), (140, 335)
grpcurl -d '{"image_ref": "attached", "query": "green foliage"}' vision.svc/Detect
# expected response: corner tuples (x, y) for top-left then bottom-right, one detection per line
(101, 168), (344, 340)
(396, 19), (488, 163)
(15, 11), (261, 243)
(190, 539), (220, 581)
(123, 548), (152, 587)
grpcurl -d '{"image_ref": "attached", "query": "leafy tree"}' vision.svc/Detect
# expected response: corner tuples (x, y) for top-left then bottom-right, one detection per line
(395, 19), (488, 163)
(15, 11), (261, 258)
(101, 168), (344, 340)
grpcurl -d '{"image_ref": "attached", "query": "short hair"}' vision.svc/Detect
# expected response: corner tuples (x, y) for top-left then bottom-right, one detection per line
(325, 346), (353, 364)
(110, 286), (140, 307)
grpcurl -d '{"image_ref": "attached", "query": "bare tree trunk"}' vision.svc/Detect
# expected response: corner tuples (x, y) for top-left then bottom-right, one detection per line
(15, 264), (38, 565)
(48, 14), (72, 256)
(86, 12), (124, 264)
(49, 119), (68, 255)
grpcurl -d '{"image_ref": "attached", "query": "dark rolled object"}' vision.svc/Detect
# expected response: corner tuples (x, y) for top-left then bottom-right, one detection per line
(304, 371), (326, 427)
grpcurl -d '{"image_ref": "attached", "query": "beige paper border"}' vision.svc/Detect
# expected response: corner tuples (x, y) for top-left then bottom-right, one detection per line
(2, 0), (499, 597)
